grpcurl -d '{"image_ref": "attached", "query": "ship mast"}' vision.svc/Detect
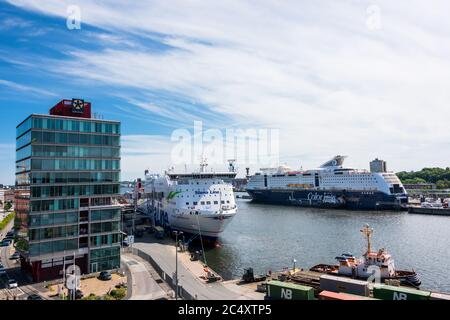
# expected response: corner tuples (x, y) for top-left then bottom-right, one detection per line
(200, 157), (208, 173)
(361, 224), (373, 254)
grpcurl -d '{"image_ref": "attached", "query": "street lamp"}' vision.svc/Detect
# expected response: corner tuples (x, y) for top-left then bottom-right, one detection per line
(173, 230), (183, 300)
(292, 259), (297, 273)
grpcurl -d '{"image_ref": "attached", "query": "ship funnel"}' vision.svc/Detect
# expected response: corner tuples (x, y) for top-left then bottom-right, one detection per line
(320, 155), (347, 168)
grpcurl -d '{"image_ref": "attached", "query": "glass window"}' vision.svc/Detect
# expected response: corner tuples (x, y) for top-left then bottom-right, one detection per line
(66, 239), (78, 250)
(40, 241), (53, 254)
(56, 132), (67, 144)
(16, 145), (31, 162)
(53, 213), (66, 225)
(41, 214), (53, 226)
(32, 117), (42, 130)
(29, 215), (40, 227)
(66, 212), (78, 223)
(29, 244), (40, 256)
(53, 240), (66, 252)
(16, 131), (32, 150)
(17, 117), (32, 138)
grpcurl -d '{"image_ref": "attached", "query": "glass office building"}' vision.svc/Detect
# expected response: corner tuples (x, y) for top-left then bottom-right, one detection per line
(15, 99), (121, 282)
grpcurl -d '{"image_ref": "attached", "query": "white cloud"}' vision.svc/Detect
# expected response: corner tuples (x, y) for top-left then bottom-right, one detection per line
(0, 79), (57, 97)
(7, 0), (450, 173)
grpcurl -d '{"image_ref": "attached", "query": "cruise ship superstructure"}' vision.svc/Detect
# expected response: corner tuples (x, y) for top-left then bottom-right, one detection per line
(140, 161), (238, 239)
(246, 156), (408, 210)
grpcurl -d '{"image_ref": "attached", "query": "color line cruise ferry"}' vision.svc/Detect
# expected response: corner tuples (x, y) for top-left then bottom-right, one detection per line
(246, 156), (408, 210)
(140, 161), (238, 239)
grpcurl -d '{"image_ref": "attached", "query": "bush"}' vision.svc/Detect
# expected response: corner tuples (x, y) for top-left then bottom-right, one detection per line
(82, 294), (101, 300)
(108, 288), (126, 300)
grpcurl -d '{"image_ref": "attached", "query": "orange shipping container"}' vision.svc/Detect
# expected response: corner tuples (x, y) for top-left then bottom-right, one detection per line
(318, 291), (376, 301)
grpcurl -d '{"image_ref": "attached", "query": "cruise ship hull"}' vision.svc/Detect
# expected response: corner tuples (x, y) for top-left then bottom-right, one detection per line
(246, 189), (408, 210)
(140, 202), (236, 239)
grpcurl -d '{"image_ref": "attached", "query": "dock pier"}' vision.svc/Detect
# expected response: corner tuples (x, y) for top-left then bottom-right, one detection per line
(408, 206), (450, 216)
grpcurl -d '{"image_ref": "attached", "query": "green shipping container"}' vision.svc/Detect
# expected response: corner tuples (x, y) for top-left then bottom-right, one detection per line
(266, 280), (315, 300)
(373, 285), (431, 300)
(430, 292), (450, 300)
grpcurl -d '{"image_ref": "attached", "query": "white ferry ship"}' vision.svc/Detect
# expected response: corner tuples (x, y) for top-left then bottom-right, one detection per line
(246, 156), (408, 210)
(140, 161), (238, 239)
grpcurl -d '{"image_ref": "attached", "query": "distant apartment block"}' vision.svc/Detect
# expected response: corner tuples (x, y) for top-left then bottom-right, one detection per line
(15, 99), (121, 282)
(370, 158), (387, 173)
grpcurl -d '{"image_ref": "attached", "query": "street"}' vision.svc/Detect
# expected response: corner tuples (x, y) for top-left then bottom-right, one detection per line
(122, 254), (168, 300)
(132, 236), (264, 300)
(0, 220), (46, 300)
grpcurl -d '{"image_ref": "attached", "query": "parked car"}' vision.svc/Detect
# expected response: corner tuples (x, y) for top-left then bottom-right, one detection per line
(6, 231), (14, 237)
(27, 294), (44, 300)
(98, 271), (112, 281)
(0, 241), (10, 247)
(0, 264), (6, 275)
(10, 252), (20, 260)
(135, 230), (144, 238)
(7, 279), (18, 289)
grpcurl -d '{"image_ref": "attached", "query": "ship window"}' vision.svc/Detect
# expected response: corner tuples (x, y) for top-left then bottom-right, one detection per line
(193, 202), (198, 205)
(221, 201), (225, 204)
(214, 201), (218, 204)
(207, 201), (211, 205)
(201, 201), (205, 205)
(186, 202), (189, 205)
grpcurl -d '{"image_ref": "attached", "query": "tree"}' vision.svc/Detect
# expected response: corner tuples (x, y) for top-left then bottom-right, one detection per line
(4, 202), (12, 212)
(397, 167), (450, 189)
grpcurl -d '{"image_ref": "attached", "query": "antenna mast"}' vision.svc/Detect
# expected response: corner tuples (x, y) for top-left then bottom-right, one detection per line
(361, 224), (373, 255)
(227, 159), (236, 173)
(200, 157), (208, 173)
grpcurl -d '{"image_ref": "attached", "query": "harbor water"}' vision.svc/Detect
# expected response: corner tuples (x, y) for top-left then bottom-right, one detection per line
(204, 195), (450, 293)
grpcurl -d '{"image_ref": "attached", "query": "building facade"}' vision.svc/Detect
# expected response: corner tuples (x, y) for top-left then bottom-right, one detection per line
(15, 99), (121, 282)
(370, 158), (387, 173)
(0, 188), (14, 208)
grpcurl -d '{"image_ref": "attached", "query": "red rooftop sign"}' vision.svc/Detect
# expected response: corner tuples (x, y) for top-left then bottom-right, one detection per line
(49, 99), (92, 118)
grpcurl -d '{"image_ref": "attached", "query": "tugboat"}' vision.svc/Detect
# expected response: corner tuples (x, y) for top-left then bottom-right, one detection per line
(310, 224), (421, 288)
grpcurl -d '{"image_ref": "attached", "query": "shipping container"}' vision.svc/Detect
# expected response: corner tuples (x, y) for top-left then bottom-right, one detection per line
(266, 280), (315, 300)
(318, 290), (378, 301)
(319, 275), (370, 297)
(373, 284), (431, 300)
(429, 292), (450, 301)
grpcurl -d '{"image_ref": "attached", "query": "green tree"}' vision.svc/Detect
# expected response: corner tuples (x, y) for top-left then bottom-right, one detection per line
(397, 167), (450, 189)
(4, 202), (12, 212)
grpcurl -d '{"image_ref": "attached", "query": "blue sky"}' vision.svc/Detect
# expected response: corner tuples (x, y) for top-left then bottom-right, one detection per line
(1, 0), (450, 184)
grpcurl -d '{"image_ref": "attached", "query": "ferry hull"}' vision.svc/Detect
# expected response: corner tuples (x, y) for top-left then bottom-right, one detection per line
(140, 202), (235, 239)
(246, 189), (408, 210)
